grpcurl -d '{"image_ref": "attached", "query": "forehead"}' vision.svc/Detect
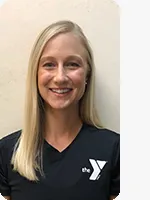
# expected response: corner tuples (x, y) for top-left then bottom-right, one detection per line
(41, 32), (86, 59)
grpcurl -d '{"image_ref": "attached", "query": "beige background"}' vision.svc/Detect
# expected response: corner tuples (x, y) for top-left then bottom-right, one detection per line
(0, 0), (119, 138)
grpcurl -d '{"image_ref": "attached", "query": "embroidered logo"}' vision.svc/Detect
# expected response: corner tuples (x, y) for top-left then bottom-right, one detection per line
(89, 159), (107, 180)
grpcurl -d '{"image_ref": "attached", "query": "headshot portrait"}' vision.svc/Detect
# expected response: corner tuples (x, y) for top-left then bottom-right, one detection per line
(0, 0), (120, 200)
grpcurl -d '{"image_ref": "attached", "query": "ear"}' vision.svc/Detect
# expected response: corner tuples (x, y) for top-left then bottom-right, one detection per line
(85, 78), (88, 84)
(86, 66), (91, 82)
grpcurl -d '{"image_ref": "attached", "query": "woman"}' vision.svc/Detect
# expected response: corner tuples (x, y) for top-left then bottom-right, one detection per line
(0, 20), (120, 200)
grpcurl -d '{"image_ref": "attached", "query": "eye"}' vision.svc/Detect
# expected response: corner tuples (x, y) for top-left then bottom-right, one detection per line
(43, 62), (55, 67)
(66, 62), (80, 67)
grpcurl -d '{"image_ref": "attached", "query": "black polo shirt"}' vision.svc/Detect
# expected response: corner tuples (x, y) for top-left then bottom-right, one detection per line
(0, 123), (120, 200)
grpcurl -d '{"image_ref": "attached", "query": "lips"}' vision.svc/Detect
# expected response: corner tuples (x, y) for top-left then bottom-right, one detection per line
(49, 88), (73, 94)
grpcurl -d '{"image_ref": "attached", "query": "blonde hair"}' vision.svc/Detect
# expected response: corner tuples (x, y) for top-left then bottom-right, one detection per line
(11, 20), (102, 181)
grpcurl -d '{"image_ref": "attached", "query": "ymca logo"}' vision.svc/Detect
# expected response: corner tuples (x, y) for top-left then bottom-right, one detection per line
(83, 159), (107, 180)
(0, 193), (6, 199)
(89, 159), (107, 180)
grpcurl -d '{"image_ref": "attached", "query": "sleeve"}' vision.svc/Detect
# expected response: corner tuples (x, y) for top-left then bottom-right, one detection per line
(0, 138), (11, 196)
(110, 135), (120, 196)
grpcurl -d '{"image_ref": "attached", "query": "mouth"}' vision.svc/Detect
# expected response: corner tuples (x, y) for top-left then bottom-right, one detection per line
(49, 88), (73, 95)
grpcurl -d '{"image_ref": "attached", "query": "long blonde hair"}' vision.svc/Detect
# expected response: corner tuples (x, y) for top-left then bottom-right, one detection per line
(11, 20), (102, 181)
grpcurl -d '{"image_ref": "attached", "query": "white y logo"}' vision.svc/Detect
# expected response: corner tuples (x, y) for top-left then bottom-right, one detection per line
(89, 159), (107, 180)
(0, 193), (6, 199)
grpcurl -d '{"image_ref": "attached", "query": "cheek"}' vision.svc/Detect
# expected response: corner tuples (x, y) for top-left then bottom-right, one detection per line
(71, 70), (86, 86)
(72, 71), (86, 101)
(38, 70), (51, 87)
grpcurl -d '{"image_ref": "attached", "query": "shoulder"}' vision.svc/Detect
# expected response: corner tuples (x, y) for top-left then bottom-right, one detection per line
(81, 123), (120, 174)
(83, 123), (120, 145)
(0, 130), (22, 154)
(81, 123), (120, 159)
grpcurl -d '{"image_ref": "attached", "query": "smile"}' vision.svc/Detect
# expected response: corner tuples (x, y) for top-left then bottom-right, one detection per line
(49, 88), (73, 94)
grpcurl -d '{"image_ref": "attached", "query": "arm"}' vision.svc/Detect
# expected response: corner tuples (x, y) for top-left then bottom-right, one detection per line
(110, 136), (120, 199)
(0, 139), (11, 200)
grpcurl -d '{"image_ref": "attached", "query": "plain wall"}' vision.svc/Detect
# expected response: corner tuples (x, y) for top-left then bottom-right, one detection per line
(0, 0), (119, 138)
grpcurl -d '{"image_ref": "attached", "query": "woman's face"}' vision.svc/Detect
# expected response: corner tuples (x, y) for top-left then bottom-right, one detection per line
(38, 32), (88, 110)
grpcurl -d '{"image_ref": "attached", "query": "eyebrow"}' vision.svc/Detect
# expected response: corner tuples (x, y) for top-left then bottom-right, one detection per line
(39, 55), (84, 64)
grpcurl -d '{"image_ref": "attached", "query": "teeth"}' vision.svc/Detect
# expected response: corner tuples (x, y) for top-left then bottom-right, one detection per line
(51, 89), (71, 94)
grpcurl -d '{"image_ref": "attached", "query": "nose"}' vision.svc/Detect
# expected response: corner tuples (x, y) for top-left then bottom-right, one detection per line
(53, 64), (68, 84)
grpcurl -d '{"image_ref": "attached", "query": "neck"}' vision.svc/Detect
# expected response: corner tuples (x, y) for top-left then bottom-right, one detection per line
(44, 104), (82, 141)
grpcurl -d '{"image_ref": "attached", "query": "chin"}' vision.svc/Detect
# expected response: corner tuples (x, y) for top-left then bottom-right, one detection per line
(48, 101), (73, 110)
(50, 105), (68, 110)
